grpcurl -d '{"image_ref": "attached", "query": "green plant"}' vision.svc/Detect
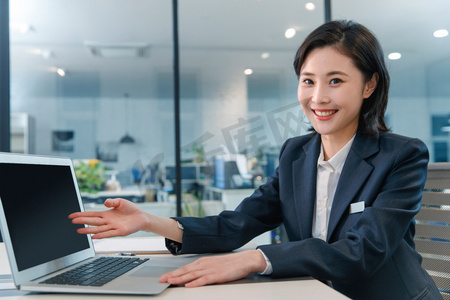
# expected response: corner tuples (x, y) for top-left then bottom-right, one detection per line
(183, 142), (205, 163)
(74, 160), (106, 193)
(181, 190), (205, 217)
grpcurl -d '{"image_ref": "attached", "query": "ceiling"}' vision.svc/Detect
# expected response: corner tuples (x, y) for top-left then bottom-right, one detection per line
(8, 0), (450, 98)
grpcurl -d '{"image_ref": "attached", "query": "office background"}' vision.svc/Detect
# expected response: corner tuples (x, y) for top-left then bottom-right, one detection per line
(1, 0), (450, 211)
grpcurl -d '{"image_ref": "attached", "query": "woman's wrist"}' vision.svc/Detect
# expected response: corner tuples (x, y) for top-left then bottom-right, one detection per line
(141, 212), (154, 233)
(249, 249), (268, 274)
(144, 214), (183, 243)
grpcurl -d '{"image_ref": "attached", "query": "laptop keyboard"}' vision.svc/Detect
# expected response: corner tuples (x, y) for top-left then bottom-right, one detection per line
(39, 256), (149, 287)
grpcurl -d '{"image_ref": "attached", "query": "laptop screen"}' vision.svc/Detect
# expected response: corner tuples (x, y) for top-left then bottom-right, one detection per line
(0, 162), (90, 271)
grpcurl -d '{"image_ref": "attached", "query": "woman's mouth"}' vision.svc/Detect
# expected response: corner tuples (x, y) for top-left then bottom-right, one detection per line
(313, 109), (338, 118)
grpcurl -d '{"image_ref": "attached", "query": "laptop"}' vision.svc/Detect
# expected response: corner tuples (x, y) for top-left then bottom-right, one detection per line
(0, 152), (195, 295)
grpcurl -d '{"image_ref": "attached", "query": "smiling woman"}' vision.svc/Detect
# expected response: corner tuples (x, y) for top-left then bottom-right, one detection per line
(69, 20), (442, 300)
(3, 1), (450, 298)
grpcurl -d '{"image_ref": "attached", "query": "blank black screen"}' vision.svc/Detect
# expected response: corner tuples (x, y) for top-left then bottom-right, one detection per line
(0, 163), (90, 271)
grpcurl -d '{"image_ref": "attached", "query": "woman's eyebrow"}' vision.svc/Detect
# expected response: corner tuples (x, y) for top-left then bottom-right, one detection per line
(299, 71), (314, 77)
(327, 71), (350, 77)
(299, 71), (350, 77)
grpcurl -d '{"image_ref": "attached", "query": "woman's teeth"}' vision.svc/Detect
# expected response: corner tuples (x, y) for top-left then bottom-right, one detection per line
(314, 110), (337, 117)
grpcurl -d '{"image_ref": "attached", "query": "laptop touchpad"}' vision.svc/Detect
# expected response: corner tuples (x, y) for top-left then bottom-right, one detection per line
(131, 266), (175, 278)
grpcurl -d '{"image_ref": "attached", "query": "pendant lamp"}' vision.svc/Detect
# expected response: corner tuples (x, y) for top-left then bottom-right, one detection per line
(119, 93), (135, 144)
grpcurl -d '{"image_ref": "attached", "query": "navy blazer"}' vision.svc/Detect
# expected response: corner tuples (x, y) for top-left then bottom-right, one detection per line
(173, 132), (442, 300)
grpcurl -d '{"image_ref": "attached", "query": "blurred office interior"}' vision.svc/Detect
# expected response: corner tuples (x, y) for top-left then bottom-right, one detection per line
(2, 1), (450, 229)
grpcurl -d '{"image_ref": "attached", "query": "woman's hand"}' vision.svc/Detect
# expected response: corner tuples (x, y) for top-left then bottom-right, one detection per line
(69, 198), (149, 239)
(159, 250), (267, 288)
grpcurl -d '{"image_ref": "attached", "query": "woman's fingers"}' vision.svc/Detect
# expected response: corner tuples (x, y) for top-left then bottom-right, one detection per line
(68, 211), (104, 219)
(75, 224), (124, 239)
(91, 230), (123, 239)
(68, 199), (149, 239)
(76, 224), (110, 234)
(184, 274), (219, 288)
(68, 198), (123, 220)
(71, 216), (106, 226)
(160, 251), (266, 288)
(103, 198), (122, 208)
(160, 256), (242, 287)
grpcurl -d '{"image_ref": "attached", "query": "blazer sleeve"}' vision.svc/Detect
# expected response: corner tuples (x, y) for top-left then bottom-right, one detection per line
(167, 141), (292, 255)
(169, 181), (282, 254)
(258, 137), (429, 281)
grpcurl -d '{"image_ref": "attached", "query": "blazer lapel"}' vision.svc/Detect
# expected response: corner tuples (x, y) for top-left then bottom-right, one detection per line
(326, 133), (379, 241)
(292, 134), (321, 240)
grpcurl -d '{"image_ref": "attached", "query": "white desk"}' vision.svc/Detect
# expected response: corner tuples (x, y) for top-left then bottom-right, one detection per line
(0, 239), (349, 299)
(203, 187), (272, 245)
(203, 186), (255, 210)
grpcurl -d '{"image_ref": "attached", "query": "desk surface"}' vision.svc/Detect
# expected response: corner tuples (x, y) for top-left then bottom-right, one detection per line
(0, 239), (349, 300)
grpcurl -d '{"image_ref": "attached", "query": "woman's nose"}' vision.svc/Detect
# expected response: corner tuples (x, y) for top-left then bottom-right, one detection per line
(311, 85), (329, 104)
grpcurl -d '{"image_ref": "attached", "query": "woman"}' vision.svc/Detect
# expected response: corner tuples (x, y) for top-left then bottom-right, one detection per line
(70, 20), (442, 299)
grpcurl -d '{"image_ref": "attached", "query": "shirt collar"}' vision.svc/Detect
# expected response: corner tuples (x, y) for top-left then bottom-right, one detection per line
(317, 135), (356, 173)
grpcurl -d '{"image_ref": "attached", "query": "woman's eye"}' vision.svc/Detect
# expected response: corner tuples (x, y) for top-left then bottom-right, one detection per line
(330, 78), (342, 84)
(303, 79), (313, 85)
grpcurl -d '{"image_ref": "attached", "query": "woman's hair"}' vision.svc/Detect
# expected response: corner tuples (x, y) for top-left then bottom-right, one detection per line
(293, 20), (390, 136)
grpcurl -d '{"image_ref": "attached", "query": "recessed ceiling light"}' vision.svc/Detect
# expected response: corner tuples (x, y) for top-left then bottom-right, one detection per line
(388, 52), (402, 60)
(261, 52), (270, 59)
(30, 49), (54, 59)
(305, 3), (315, 10)
(285, 28), (296, 39)
(433, 29), (448, 38)
(30, 49), (43, 55)
(244, 69), (253, 75)
(56, 68), (66, 77)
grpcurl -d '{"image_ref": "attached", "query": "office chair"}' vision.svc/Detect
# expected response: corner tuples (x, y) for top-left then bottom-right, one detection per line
(415, 163), (450, 299)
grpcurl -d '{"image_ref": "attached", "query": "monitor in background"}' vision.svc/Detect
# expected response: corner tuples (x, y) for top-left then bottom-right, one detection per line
(165, 165), (198, 181)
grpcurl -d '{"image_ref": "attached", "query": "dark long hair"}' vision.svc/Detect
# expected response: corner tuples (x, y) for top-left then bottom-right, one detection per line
(294, 20), (390, 135)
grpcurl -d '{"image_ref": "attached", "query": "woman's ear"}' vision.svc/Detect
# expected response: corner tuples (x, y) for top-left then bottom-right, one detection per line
(363, 73), (378, 99)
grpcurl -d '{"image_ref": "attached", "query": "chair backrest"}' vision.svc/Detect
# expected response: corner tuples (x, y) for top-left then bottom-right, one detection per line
(415, 162), (450, 299)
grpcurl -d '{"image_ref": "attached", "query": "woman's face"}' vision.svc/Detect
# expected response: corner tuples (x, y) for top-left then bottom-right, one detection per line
(298, 46), (377, 142)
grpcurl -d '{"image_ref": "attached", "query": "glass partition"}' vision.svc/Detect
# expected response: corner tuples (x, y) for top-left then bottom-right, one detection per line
(9, 1), (177, 219)
(9, 0), (325, 239)
(177, 0), (323, 208)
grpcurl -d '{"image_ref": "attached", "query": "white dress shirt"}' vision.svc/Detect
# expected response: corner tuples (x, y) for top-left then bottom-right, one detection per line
(260, 135), (355, 275)
(312, 136), (355, 241)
